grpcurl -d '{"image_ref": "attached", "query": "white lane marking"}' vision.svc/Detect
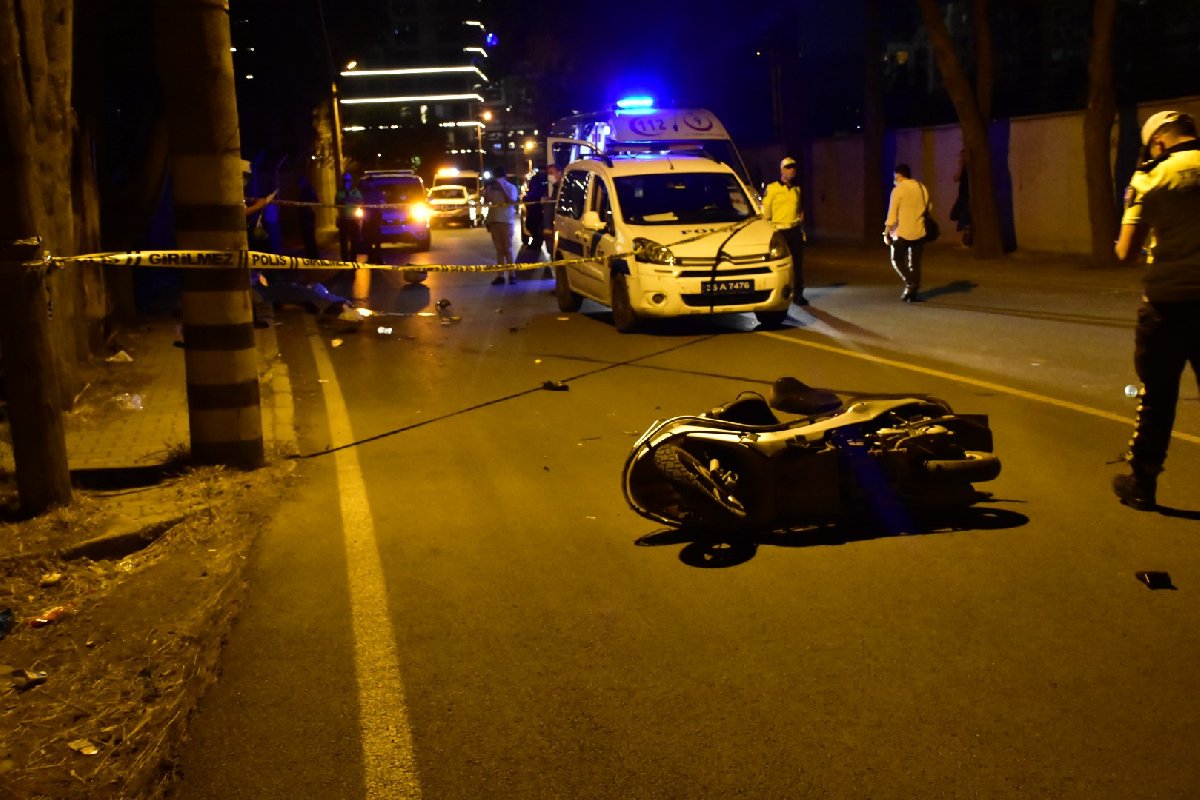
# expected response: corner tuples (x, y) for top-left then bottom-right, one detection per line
(308, 323), (422, 799)
(761, 330), (1200, 446)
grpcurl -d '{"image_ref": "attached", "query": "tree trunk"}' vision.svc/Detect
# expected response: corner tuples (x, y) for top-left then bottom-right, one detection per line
(1084, 0), (1119, 268)
(972, 0), (993, 122)
(153, 0), (264, 469)
(917, 0), (1005, 259)
(0, 0), (75, 512)
(862, 0), (887, 244)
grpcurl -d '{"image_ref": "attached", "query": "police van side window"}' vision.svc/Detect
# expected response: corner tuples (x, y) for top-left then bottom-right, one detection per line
(591, 178), (614, 233)
(558, 170), (589, 220)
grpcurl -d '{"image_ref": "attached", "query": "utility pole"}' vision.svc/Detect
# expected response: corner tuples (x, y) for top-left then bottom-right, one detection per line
(152, 0), (264, 468)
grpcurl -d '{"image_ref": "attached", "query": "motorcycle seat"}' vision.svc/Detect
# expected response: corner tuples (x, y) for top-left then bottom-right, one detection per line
(706, 391), (781, 426)
(770, 377), (843, 416)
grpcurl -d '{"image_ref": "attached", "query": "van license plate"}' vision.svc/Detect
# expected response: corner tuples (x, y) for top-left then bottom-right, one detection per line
(701, 279), (753, 295)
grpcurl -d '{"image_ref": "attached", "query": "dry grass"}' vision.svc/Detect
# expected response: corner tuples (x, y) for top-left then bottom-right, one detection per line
(0, 457), (297, 799)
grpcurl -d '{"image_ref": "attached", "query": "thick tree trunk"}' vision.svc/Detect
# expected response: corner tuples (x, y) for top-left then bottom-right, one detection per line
(972, 0), (993, 122)
(862, 0), (887, 244)
(1084, 0), (1119, 268)
(153, 0), (264, 469)
(917, 0), (1004, 259)
(0, 0), (75, 512)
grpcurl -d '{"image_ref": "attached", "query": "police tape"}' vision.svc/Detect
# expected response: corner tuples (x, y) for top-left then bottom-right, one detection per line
(273, 197), (554, 212)
(47, 249), (598, 274)
(40, 218), (762, 274)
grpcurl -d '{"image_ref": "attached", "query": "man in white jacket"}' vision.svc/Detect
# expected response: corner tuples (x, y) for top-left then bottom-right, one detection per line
(883, 163), (931, 302)
(484, 166), (520, 285)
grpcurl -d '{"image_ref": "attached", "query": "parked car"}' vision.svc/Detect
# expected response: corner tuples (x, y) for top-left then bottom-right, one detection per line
(427, 184), (478, 227)
(359, 170), (432, 251)
(552, 153), (794, 332)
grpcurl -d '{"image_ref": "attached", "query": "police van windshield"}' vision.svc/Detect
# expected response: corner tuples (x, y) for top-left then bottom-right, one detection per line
(614, 173), (755, 226)
(429, 186), (468, 199)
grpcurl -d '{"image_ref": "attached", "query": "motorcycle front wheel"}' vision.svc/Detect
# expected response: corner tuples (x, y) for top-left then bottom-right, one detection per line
(652, 444), (748, 524)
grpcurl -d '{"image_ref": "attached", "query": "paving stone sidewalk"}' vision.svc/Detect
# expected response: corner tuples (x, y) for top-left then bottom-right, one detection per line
(1, 318), (295, 475)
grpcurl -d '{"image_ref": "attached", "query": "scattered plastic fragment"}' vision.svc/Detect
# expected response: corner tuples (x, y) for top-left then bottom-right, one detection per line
(534, 358), (542, 364)
(29, 602), (76, 628)
(1124, 384), (1139, 398)
(435, 298), (451, 310)
(68, 739), (99, 756)
(541, 380), (569, 392)
(11, 668), (48, 691)
(1136, 571), (1174, 590)
(556, 316), (570, 321)
(376, 326), (394, 335)
(331, 339), (344, 348)
(0, 609), (12, 639)
(114, 393), (144, 411)
(105, 350), (133, 363)
(39, 572), (63, 588)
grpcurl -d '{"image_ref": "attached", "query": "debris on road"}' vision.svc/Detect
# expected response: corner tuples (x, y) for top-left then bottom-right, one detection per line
(541, 380), (569, 392)
(39, 572), (64, 588)
(331, 339), (344, 348)
(0, 608), (12, 640)
(105, 350), (134, 363)
(114, 393), (144, 411)
(1136, 571), (1174, 590)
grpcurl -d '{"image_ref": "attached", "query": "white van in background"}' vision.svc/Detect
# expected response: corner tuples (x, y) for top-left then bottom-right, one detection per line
(431, 167), (483, 226)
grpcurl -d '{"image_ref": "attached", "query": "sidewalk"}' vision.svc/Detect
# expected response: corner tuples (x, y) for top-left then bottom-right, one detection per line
(1, 317), (295, 475)
(806, 239), (1146, 293)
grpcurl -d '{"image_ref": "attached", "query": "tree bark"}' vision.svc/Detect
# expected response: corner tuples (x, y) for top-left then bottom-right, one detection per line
(862, 0), (887, 244)
(0, 0), (75, 512)
(153, 0), (264, 469)
(1084, 0), (1119, 268)
(917, 0), (1005, 259)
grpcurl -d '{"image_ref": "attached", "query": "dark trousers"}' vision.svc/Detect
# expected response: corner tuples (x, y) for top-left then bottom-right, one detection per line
(781, 225), (805, 292)
(889, 237), (924, 292)
(337, 219), (359, 262)
(1128, 299), (1200, 470)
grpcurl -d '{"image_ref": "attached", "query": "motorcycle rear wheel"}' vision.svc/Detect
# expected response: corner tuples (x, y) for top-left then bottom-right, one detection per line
(652, 444), (748, 523)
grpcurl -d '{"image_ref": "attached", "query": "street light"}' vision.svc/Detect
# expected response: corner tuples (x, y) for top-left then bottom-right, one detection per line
(477, 110), (493, 177)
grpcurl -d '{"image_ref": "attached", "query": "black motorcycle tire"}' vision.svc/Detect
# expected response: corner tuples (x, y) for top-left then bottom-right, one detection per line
(921, 451), (1001, 482)
(652, 444), (748, 523)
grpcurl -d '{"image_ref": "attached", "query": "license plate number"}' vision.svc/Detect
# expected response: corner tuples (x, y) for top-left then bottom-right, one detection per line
(701, 279), (753, 294)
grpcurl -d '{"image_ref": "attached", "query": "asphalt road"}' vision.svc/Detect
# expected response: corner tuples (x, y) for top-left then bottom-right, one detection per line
(174, 229), (1200, 799)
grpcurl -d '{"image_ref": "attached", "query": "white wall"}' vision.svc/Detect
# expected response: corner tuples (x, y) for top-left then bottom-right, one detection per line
(807, 96), (1200, 254)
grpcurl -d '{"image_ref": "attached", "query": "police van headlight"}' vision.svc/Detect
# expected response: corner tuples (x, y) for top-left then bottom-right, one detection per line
(768, 231), (789, 260)
(634, 237), (675, 265)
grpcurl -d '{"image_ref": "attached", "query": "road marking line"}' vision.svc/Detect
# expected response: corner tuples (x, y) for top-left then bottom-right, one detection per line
(761, 331), (1200, 446)
(308, 323), (422, 799)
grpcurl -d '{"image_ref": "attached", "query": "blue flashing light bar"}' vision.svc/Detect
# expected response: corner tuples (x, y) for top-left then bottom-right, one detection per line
(616, 96), (655, 110)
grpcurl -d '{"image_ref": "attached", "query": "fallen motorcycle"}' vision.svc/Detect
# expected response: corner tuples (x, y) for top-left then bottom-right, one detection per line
(623, 378), (1001, 531)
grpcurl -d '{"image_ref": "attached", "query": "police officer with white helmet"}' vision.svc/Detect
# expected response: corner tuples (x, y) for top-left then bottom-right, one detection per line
(1112, 110), (1200, 510)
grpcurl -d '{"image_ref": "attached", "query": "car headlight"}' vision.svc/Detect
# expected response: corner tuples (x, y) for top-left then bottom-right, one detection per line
(768, 231), (789, 260)
(353, 207), (365, 220)
(634, 237), (675, 265)
(410, 202), (431, 223)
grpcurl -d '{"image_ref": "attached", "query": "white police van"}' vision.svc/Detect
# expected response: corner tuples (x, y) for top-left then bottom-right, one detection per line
(552, 152), (794, 332)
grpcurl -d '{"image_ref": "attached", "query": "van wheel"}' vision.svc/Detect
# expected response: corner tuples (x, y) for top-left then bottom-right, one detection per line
(555, 264), (582, 311)
(611, 272), (638, 333)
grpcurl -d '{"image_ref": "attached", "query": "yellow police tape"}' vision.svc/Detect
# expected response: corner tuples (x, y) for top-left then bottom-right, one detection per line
(50, 250), (590, 274)
(45, 219), (759, 274)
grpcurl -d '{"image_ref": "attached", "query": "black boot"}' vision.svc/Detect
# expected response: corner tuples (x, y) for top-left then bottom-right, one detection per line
(1113, 463), (1159, 511)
